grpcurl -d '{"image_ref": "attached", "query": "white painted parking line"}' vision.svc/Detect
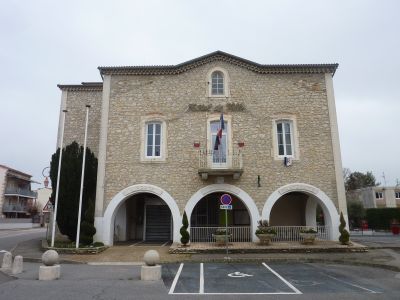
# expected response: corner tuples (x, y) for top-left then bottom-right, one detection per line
(168, 263), (184, 294)
(169, 263), (302, 295)
(262, 263), (302, 295)
(324, 274), (381, 294)
(199, 263), (204, 294)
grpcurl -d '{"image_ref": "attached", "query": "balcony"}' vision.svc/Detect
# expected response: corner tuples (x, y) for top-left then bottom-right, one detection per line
(198, 148), (243, 180)
(4, 187), (37, 198)
(2, 204), (30, 213)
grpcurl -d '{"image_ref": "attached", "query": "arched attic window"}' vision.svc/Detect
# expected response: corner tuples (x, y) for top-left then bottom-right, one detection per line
(211, 71), (224, 95)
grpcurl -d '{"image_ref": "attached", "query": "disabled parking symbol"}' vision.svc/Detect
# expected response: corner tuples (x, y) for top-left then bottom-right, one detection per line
(228, 271), (254, 278)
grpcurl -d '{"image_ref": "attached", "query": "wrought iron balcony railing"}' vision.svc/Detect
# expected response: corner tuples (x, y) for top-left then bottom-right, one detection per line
(198, 148), (243, 180)
(4, 187), (37, 198)
(2, 204), (30, 213)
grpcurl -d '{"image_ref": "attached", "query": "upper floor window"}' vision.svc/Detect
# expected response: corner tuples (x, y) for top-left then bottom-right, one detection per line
(375, 192), (383, 199)
(207, 68), (229, 97)
(276, 120), (294, 157)
(395, 191), (400, 199)
(211, 71), (224, 95)
(146, 122), (162, 157)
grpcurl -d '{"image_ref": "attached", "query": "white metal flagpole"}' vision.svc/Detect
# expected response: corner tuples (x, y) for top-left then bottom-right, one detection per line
(76, 105), (91, 248)
(51, 109), (68, 247)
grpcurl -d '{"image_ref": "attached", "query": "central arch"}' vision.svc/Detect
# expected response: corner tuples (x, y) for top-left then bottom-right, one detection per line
(101, 184), (181, 245)
(262, 183), (340, 240)
(185, 184), (260, 241)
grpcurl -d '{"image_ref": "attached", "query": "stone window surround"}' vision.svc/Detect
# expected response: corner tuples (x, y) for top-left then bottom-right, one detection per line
(206, 67), (230, 98)
(140, 115), (167, 163)
(395, 191), (400, 199)
(271, 114), (300, 161)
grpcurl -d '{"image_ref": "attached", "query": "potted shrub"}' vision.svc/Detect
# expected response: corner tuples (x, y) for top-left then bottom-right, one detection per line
(255, 220), (277, 245)
(212, 228), (231, 246)
(299, 227), (318, 244)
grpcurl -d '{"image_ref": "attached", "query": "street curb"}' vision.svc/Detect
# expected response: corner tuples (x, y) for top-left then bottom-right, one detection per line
(22, 257), (85, 264)
(164, 256), (400, 272)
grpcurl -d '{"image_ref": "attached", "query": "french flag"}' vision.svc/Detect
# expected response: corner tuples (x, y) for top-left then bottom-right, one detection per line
(214, 114), (224, 150)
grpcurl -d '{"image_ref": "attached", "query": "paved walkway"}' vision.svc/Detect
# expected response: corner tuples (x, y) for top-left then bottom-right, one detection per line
(6, 235), (400, 271)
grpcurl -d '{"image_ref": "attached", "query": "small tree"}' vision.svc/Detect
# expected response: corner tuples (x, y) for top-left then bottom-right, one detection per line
(338, 212), (350, 245)
(180, 211), (190, 246)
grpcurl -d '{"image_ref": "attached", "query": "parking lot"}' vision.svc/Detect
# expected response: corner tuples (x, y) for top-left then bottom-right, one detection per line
(163, 262), (400, 298)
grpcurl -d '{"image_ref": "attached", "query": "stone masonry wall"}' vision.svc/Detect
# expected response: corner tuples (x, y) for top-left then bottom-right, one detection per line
(62, 90), (102, 156)
(102, 61), (338, 215)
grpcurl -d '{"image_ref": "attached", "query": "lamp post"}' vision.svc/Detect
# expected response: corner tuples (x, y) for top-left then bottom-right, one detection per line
(76, 105), (91, 248)
(51, 109), (67, 247)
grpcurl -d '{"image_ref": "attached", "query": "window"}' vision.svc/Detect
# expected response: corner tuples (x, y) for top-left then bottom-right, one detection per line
(145, 122), (162, 157)
(375, 192), (383, 199)
(276, 120), (293, 157)
(211, 71), (224, 95)
(395, 192), (400, 199)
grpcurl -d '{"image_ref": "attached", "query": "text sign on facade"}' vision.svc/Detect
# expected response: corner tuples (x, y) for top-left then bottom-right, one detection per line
(220, 194), (232, 205)
(220, 204), (233, 210)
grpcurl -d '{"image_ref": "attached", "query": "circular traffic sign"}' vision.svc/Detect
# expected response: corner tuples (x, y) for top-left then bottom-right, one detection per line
(220, 194), (232, 205)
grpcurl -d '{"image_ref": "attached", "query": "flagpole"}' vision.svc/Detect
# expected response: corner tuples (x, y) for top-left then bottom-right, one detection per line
(76, 105), (90, 248)
(51, 109), (67, 247)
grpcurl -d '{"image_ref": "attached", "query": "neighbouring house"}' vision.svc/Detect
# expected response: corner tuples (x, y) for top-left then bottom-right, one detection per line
(0, 164), (37, 218)
(34, 186), (52, 223)
(56, 51), (347, 245)
(347, 186), (400, 209)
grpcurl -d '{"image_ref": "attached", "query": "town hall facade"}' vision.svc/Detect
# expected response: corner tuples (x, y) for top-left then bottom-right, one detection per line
(57, 51), (347, 245)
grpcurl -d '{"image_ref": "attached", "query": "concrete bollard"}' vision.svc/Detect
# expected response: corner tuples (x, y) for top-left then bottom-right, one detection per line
(39, 250), (60, 280)
(1, 252), (12, 272)
(141, 250), (161, 281)
(12, 255), (23, 275)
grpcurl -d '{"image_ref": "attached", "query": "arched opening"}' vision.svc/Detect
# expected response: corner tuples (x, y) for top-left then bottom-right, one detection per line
(190, 192), (252, 242)
(262, 183), (340, 241)
(113, 193), (173, 244)
(269, 192), (329, 240)
(269, 192), (308, 226)
(98, 184), (181, 246)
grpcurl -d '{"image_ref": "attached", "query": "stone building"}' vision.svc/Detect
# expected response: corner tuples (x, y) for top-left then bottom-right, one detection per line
(56, 51), (347, 245)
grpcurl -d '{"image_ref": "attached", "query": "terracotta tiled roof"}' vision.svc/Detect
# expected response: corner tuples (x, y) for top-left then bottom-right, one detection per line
(98, 50), (338, 76)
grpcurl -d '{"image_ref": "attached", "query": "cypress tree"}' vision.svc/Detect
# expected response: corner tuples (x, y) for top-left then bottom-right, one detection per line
(180, 211), (190, 246)
(338, 211), (350, 245)
(50, 141), (98, 242)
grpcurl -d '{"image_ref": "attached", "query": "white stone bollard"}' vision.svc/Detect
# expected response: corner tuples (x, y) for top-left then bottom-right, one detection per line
(12, 255), (23, 275)
(141, 250), (161, 281)
(1, 252), (12, 272)
(39, 250), (60, 280)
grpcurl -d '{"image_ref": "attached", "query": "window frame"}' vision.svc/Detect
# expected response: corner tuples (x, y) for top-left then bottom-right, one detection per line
(140, 116), (167, 163)
(145, 122), (162, 158)
(272, 116), (299, 161)
(207, 67), (230, 98)
(375, 192), (383, 199)
(395, 191), (400, 199)
(206, 114), (233, 168)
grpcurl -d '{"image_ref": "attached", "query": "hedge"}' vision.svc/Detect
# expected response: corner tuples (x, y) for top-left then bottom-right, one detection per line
(365, 208), (400, 230)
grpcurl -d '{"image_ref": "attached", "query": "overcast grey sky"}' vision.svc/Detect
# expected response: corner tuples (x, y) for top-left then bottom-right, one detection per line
(0, 0), (399, 188)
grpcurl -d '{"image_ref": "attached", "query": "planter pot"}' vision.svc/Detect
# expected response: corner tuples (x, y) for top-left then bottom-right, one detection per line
(256, 233), (276, 245)
(212, 234), (232, 246)
(299, 232), (317, 245)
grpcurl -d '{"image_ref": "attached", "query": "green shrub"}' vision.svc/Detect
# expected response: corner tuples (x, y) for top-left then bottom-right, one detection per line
(180, 211), (190, 245)
(92, 242), (104, 247)
(366, 208), (400, 230)
(338, 212), (350, 245)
